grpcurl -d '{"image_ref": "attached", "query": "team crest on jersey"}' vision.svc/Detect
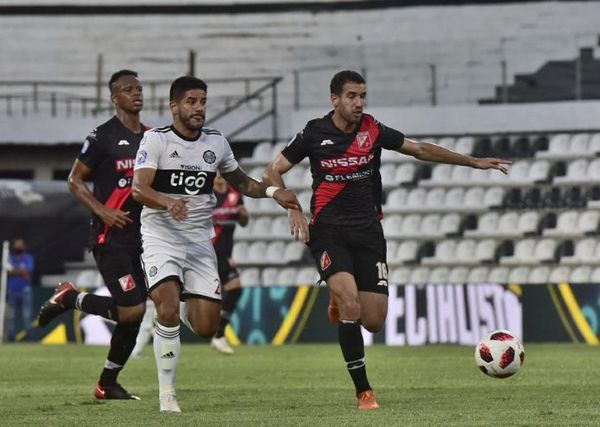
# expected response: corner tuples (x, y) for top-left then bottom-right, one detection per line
(320, 251), (332, 271)
(118, 274), (137, 292)
(149, 266), (158, 277)
(203, 150), (216, 164)
(356, 131), (372, 150)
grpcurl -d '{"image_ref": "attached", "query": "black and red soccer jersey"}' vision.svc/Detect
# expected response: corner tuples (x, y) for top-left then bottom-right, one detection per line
(212, 187), (244, 258)
(78, 116), (146, 249)
(282, 112), (404, 227)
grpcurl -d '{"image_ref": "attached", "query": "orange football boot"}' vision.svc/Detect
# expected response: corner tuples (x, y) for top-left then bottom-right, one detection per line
(357, 389), (379, 410)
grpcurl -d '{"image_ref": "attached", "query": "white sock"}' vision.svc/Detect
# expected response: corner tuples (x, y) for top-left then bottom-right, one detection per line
(153, 322), (180, 396)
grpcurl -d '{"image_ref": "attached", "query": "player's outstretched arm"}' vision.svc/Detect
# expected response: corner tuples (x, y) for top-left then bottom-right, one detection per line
(263, 154), (309, 242)
(132, 168), (189, 220)
(399, 138), (511, 174)
(68, 159), (133, 229)
(222, 166), (301, 210)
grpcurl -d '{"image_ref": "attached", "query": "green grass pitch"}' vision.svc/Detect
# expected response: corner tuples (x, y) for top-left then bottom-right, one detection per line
(1, 343), (599, 426)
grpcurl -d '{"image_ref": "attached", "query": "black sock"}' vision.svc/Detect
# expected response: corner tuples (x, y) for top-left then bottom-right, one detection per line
(339, 320), (371, 395)
(62, 290), (78, 309)
(99, 322), (141, 386)
(78, 294), (119, 322)
(216, 288), (242, 338)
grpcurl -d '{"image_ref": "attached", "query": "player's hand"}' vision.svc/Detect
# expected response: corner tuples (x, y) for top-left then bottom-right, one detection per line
(288, 208), (309, 243)
(166, 197), (189, 221)
(472, 158), (512, 175)
(98, 206), (133, 229)
(272, 188), (302, 210)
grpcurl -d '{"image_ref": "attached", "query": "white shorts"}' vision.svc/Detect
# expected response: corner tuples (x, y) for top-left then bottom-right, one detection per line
(141, 238), (221, 302)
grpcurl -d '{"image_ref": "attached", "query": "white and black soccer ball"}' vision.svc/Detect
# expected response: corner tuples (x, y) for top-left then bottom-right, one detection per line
(474, 330), (525, 378)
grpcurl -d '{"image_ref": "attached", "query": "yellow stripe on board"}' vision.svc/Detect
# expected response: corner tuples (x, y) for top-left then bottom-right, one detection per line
(272, 286), (309, 346)
(547, 284), (578, 343)
(42, 323), (67, 345)
(558, 282), (599, 345)
(224, 324), (241, 346)
(290, 286), (321, 344)
(508, 283), (522, 297)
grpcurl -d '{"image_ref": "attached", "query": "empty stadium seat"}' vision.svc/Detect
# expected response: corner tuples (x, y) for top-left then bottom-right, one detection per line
(455, 240), (476, 263)
(271, 216), (291, 239)
(444, 188), (465, 210)
(589, 133), (600, 155)
(468, 267), (490, 283)
(549, 266), (571, 283)
(382, 214), (404, 238)
(475, 239), (498, 263)
(448, 266), (469, 283)
(251, 217), (273, 238)
(395, 163), (417, 186)
(488, 267), (510, 283)
(420, 214), (442, 238)
(421, 164), (452, 187)
(429, 267), (450, 284)
(561, 238), (598, 265)
(505, 160), (530, 184)
(569, 133), (590, 156)
(439, 213), (461, 236)
(265, 241), (287, 264)
(534, 238), (557, 263)
(501, 239), (536, 265)
(409, 267), (430, 284)
(385, 188), (408, 210)
(587, 158), (600, 182)
(390, 267), (411, 285)
(451, 165), (471, 184)
(246, 241), (269, 264)
(508, 266), (530, 283)
(591, 267), (600, 283)
(234, 221), (253, 240)
(245, 142), (273, 165)
(262, 267), (280, 286)
(296, 267), (319, 285)
(497, 212), (520, 236)
(276, 268), (298, 286)
(554, 159), (588, 185)
(401, 214), (422, 238)
(270, 142), (287, 159)
(465, 212), (498, 237)
(406, 188), (427, 209)
(284, 241), (306, 263)
(240, 268), (261, 286)
(544, 210), (578, 237)
(381, 163), (398, 186)
(536, 133), (570, 159)
(454, 136), (475, 155)
(232, 242), (250, 264)
(285, 165), (309, 189)
(517, 211), (540, 236)
(298, 190), (312, 212)
(578, 211), (600, 234)
(436, 137), (455, 151)
(528, 266), (550, 283)
(528, 160), (551, 183)
(424, 188), (446, 210)
(569, 266), (592, 284)
(422, 240), (456, 265)
(395, 240), (419, 264)
(483, 186), (505, 208)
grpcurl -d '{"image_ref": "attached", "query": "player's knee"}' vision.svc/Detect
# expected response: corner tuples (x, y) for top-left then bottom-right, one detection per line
(192, 321), (217, 338)
(338, 298), (361, 320)
(156, 303), (180, 327)
(362, 317), (385, 333)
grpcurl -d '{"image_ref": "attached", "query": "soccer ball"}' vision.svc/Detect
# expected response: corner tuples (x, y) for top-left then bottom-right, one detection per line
(474, 330), (525, 378)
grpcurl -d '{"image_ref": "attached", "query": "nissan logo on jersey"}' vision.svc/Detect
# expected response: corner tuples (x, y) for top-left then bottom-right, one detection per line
(152, 169), (216, 196)
(320, 154), (374, 169)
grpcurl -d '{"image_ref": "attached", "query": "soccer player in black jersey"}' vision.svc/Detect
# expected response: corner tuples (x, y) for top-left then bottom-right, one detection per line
(263, 70), (511, 409)
(210, 172), (249, 354)
(37, 70), (147, 400)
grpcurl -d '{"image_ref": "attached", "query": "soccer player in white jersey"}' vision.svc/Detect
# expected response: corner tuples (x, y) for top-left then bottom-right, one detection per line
(132, 76), (301, 413)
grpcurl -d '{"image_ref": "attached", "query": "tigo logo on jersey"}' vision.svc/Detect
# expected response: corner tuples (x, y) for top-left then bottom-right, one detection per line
(356, 131), (372, 150)
(118, 274), (137, 292)
(320, 251), (332, 271)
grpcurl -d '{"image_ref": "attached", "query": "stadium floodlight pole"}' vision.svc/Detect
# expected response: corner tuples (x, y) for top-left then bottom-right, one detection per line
(0, 240), (10, 342)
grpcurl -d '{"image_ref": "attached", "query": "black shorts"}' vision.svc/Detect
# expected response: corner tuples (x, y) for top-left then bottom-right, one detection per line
(93, 244), (148, 307)
(307, 221), (389, 295)
(216, 252), (240, 286)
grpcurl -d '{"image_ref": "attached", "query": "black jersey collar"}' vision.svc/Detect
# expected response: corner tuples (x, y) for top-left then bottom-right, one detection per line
(326, 110), (362, 135)
(170, 125), (202, 142)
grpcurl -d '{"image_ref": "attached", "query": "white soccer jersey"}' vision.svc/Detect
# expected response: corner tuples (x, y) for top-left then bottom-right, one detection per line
(134, 125), (239, 244)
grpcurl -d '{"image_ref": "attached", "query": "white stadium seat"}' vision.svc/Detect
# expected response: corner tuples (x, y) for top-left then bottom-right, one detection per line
(536, 133), (570, 159)
(385, 188), (408, 210)
(468, 267), (490, 283)
(569, 133), (590, 156)
(498, 212), (520, 236)
(455, 240), (476, 263)
(444, 188), (465, 210)
(591, 267), (600, 283)
(501, 239), (536, 265)
(390, 267), (411, 285)
(587, 159), (600, 182)
(483, 186), (505, 208)
(262, 267), (280, 286)
(439, 213), (461, 236)
(517, 211), (540, 236)
(296, 267), (319, 286)
(577, 211), (600, 234)
(401, 214), (422, 238)
(554, 159), (588, 184)
(424, 188), (446, 210)
(395, 163), (417, 185)
(463, 187), (485, 209)
(508, 266), (530, 284)
(246, 241), (269, 264)
(240, 268), (261, 286)
(409, 267), (430, 284)
(451, 165), (471, 184)
(271, 215), (292, 239)
(284, 241), (306, 263)
(475, 239), (497, 263)
(454, 136), (475, 155)
(534, 238), (557, 263)
(436, 137), (456, 151)
(382, 215), (404, 238)
(420, 214), (442, 238)
(276, 268), (298, 286)
(528, 266), (550, 284)
(448, 266), (469, 283)
(232, 242), (250, 264)
(406, 188), (427, 208)
(251, 217), (273, 238)
(561, 238), (598, 265)
(549, 266), (571, 283)
(488, 267), (510, 283)
(528, 160), (550, 182)
(428, 267), (450, 284)
(544, 210), (578, 237)
(395, 240), (419, 264)
(589, 133), (600, 155)
(422, 240), (456, 265)
(380, 163), (398, 184)
(421, 164), (452, 187)
(465, 212), (498, 237)
(265, 241), (287, 264)
(569, 266), (592, 284)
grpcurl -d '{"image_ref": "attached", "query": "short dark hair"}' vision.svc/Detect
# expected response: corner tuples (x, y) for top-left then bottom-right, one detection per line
(108, 69), (138, 93)
(330, 70), (365, 95)
(169, 76), (208, 102)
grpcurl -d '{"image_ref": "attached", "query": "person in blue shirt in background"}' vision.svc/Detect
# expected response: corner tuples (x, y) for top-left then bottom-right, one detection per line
(6, 238), (35, 341)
